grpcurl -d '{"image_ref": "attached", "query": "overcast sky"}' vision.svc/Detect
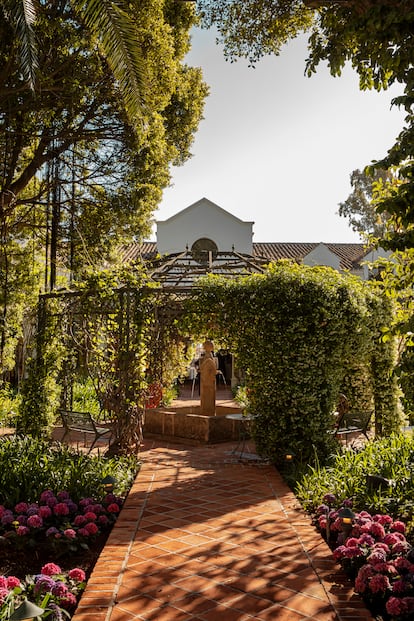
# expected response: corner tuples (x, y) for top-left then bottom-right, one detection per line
(154, 27), (406, 243)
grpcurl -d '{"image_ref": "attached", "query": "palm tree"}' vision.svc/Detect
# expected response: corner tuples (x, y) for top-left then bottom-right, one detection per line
(1, 0), (146, 119)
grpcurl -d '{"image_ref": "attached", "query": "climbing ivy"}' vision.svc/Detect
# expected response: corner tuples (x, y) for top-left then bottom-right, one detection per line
(183, 262), (400, 465)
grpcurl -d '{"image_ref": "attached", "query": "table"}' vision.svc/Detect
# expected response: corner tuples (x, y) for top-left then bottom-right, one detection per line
(225, 412), (258, 460)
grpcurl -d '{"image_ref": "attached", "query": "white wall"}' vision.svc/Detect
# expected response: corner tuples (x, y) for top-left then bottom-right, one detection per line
(157, 198), (253, 255)
(303, 243), (341, 271)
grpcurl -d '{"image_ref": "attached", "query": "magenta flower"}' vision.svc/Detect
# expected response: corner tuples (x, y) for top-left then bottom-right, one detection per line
(369, 573), (391, 594)
(41, 562), (62, 576)
(39, 505), (52, 519)
(63, 528), (77, 539)
(60, 592), (77, 608)
(52, 581), (69, 597)
(40, 489), (55, 502)
(0, 577), (7, 589)
(14, 501), (28, 514)
(27, 514), (43, 529)
(74, 515), (87, 526)
(386, 596), (407, 616)
(373, 514), (393, 526)
(392, 520), (406, 534)
(0, 587), (9, 603)
(84, 522), (99, 535)
(53, 502), (70, 516)
(392, 540), (411, 555)
(6, 576), (21, 589)
(68, 568), (86, 582)
(369, 522), (386, 539)
(107, 503), (120, 514)
(392, 579), (409, 594)
(16, 525), (30, 536)
(77, 527), (89, 537)
(84, 511), (97, 522)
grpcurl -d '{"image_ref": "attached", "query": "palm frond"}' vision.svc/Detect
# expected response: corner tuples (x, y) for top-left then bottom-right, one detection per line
(1, 0), (39, 89)
(73, 0), (147, 121)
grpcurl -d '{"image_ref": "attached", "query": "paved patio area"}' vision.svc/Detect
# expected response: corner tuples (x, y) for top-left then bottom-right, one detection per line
(72, 438), (373, 621)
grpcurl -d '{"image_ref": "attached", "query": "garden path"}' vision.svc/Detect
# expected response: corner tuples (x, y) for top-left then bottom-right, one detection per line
(71, 438), (373, 621)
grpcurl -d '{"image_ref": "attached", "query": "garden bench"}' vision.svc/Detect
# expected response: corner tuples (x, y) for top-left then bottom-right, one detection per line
(333, 409), (373, 444)
(59, 409), (113, 453)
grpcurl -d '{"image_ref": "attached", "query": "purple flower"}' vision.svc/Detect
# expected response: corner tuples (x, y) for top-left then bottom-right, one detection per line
(52, 581), (69, 597)
(322, 493), (336, 505)
(34, 575), (56, 594)
(46, 526), (60, 537)
(57, 491), (70, 501)
(27, 503), (40, 516)
(1, 510), (15, 525)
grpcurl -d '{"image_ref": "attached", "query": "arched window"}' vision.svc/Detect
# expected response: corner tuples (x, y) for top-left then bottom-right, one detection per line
(191, 238), (218, 264)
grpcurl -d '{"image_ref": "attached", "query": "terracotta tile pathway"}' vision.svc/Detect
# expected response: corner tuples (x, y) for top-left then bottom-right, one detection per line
(72, 439), (373, 621)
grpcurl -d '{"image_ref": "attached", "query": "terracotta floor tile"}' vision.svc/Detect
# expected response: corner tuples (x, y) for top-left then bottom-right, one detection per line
(72, 439), (374, 621)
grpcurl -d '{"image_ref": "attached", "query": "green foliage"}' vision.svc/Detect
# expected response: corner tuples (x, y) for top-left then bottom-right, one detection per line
(295, 432), (414, 531)
(338, 168), (393, 238)
(72, 378), (101, 419)
(0, 435), (139, 506)
(183, 262), (400, 465)
(0, 385), (20, 426)
(16, 299), (65, 437)
(199, 1), (414, 259)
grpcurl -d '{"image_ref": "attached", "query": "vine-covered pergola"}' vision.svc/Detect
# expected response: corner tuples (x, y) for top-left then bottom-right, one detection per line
(17, 257), (403, 464)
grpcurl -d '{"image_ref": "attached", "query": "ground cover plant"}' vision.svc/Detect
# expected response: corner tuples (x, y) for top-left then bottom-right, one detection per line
(0, 435), (139, 616)
(295, 433), (414, 620)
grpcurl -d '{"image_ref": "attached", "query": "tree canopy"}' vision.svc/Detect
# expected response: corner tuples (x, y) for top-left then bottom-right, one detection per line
(197, 0), (414, 252)
(0, 0), (208, 379)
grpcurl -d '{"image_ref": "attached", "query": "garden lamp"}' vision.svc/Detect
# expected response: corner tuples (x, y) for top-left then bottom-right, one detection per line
(10, 600), (45, 620)
(285, 452), (295, 462)
(338, 507), (355, 538)
(102, 474), (117, 493)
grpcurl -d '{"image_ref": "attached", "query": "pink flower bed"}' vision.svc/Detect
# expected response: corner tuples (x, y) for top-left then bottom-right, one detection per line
(316, 494), (414, 621)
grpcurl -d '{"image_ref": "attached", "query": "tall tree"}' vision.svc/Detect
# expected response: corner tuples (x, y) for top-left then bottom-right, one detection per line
(338, 169), (393, 238)
(0, 0), (207, 378)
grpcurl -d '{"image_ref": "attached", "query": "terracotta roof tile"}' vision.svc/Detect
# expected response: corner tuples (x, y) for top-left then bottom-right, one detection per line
(120, 241), (368, 272)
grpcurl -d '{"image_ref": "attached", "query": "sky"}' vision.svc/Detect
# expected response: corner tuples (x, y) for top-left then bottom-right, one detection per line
(154, 27), (407, 243)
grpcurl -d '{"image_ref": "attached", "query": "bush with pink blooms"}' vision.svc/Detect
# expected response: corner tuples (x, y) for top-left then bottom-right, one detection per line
(315, 494), (414, 621)
(0, 489), (123, 557)
(0, 563), (85, 620)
